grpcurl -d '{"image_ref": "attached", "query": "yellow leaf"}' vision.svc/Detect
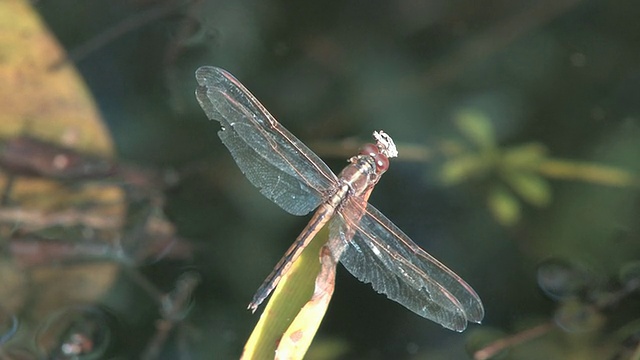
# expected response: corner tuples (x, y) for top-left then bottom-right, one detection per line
(277, 245), (338, 359)
(0, 0), (118, 209)
(243, 227), (329, 360)
(0, 0), (124, 333)
(0, 0), (113, 153)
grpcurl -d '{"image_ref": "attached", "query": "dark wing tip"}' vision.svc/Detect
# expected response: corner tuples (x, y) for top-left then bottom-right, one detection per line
(440, 308), (484, 332)
(195, 66), (227, 122)
(461, 291), (485, 324)
(445, 316), (469, 333)
(467, 303), (485, 324)
(195, 66), (220, 84)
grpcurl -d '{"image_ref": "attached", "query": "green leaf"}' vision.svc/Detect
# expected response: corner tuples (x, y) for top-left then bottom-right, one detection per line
(502, 171), (552, 207)
(440, 154), (489, 185)
(454, 110), (496, 149)
(503, 143), (548, 169)
(487, 186), (521, 226)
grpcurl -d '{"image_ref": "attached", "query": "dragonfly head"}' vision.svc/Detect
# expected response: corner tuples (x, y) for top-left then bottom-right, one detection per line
(357, 131), (398, 174)
(359, 143), (390, 173)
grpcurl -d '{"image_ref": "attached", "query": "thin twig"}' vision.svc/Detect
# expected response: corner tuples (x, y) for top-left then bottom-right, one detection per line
(474, 322), (555, 360)
(50, 0), (192, 69)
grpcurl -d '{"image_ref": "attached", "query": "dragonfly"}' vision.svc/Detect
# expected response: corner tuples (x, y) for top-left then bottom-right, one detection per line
(195, 66), (484, 331)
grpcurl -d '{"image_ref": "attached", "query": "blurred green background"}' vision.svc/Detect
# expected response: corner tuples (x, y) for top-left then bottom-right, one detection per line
(7, 0), (640, 358)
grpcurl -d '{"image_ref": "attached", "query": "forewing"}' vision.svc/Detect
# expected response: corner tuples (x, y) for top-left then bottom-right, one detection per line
(195, 66), (338, 216)
(333, 199), (484, 331)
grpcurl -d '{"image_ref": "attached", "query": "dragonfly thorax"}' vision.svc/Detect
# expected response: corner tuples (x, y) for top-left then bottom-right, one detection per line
(338, 152), (385, 197)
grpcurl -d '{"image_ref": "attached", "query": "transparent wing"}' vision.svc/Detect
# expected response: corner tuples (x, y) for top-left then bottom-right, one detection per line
(332, 198), (484, 331)
(195, 66), (338, 216)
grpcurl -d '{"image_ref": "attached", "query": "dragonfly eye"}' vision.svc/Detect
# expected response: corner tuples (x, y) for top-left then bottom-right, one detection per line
(359, 143), (379, 157)
(374, 152), (389, 172)
(359, 143), (388, 172)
